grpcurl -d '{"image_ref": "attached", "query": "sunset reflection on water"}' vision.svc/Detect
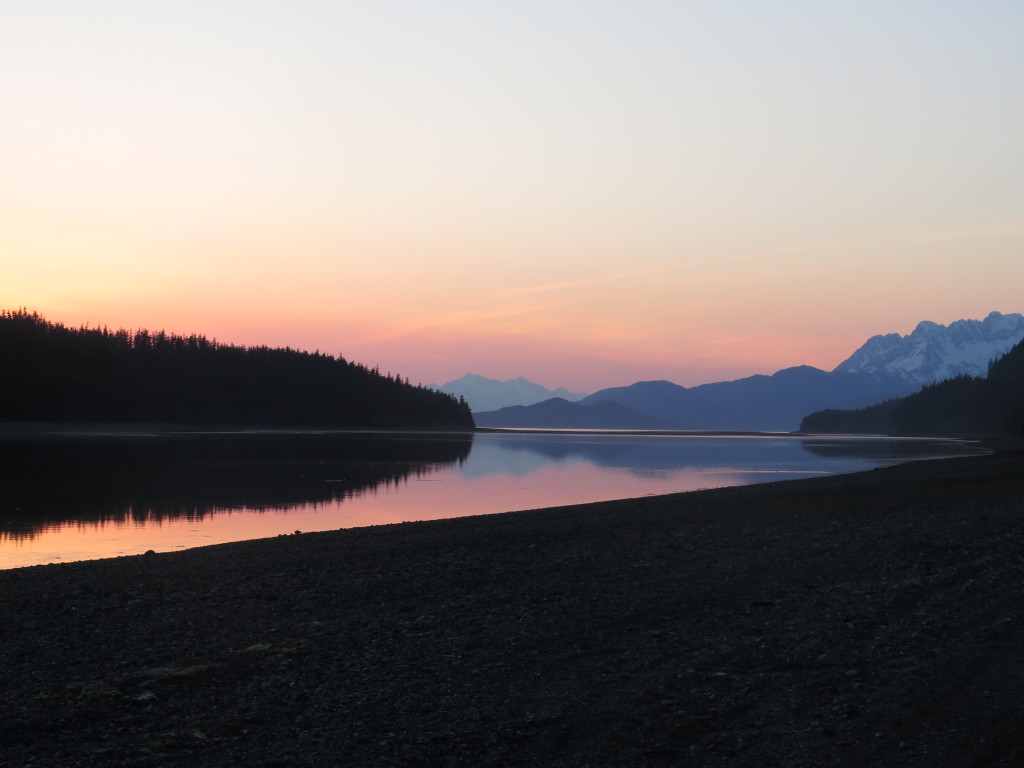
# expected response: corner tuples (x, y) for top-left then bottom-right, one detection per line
(0, 431), (982, 569)
(2, 463), (756, 569)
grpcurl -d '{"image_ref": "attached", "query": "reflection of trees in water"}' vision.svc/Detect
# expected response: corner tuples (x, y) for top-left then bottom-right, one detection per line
(799, 437), (985, 462)
(0, 432), (473, 540)
(480, 433), (984, 479)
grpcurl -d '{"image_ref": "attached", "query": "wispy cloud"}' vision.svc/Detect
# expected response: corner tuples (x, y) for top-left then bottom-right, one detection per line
(488, 270), (653, 298)
(364, 269), (669, 343)
(357, 295), (577, 343)
(916, 220), (1024, 243)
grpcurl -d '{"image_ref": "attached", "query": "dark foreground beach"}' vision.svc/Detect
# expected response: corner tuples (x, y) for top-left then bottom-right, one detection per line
(3, 451), (1024, 767)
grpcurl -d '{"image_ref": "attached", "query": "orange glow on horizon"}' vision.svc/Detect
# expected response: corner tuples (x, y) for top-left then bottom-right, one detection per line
(3, 3), (1023, 393)
(3, 297), (1015, 393)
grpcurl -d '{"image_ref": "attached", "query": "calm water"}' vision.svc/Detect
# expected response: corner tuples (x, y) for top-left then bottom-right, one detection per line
(0, 429), (985, 569)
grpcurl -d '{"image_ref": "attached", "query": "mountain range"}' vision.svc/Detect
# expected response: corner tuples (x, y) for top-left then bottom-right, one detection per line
(833, 311), (1024, 385)
(475, 368), (915, 432)
(473, 312), (1024, 432)
(472, 396), (672, 430)
(430, 373), (588, 413)
(803, 334), (1024, 436)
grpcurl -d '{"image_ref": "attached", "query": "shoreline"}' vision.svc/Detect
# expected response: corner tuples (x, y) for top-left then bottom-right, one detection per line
(4, 450), (1024, 765)
(2, 420), (1000, 441)
(0, 422), (481, 437)
(0, 429), (989, 571)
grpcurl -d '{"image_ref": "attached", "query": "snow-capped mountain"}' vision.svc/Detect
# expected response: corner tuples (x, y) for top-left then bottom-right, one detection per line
(430, 373), (588, 413)
(833, 311), (1024, 386)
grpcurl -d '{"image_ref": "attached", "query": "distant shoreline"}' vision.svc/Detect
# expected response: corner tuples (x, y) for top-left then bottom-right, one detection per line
(0, 420), (991, 443)
(476, 425), (983, 440)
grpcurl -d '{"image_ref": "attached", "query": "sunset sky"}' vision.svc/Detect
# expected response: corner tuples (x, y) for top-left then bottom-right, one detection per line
(4, 2), (1022, 392)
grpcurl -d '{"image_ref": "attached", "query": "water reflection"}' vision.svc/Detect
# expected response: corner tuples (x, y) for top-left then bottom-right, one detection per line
(0, 430), (985, 568)
(798, 435), (984, 462)
(469, 432), (984, 476)
(0, 431), (473, 540)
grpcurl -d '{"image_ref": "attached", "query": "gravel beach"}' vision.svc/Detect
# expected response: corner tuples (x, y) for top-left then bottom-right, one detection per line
(3, 450), (1024, 767)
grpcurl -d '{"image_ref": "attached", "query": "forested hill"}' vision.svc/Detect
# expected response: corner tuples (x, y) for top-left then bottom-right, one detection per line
(801, 338), (1024, 437)
(0, 310), (475, 430)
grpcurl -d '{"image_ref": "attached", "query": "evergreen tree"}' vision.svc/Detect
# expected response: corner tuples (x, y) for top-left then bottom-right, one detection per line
(800, 339), (1024, 437)
(0, 309), (475, 429)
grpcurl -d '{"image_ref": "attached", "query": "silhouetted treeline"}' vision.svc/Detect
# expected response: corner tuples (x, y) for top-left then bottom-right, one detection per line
(0, 309), (475, 429)
(796, 400), (897, 435)
(801, 339), (1024, 436)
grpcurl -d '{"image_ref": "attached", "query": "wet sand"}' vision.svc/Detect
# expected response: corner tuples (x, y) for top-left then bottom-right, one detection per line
(3, 450), (1024, 766)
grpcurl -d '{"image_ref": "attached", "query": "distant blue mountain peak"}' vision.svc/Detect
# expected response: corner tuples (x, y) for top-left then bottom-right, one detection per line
(430, 373), (588, 412)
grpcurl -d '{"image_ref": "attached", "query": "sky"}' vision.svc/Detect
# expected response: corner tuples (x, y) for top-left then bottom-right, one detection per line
(3, 2), (1023, 393)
